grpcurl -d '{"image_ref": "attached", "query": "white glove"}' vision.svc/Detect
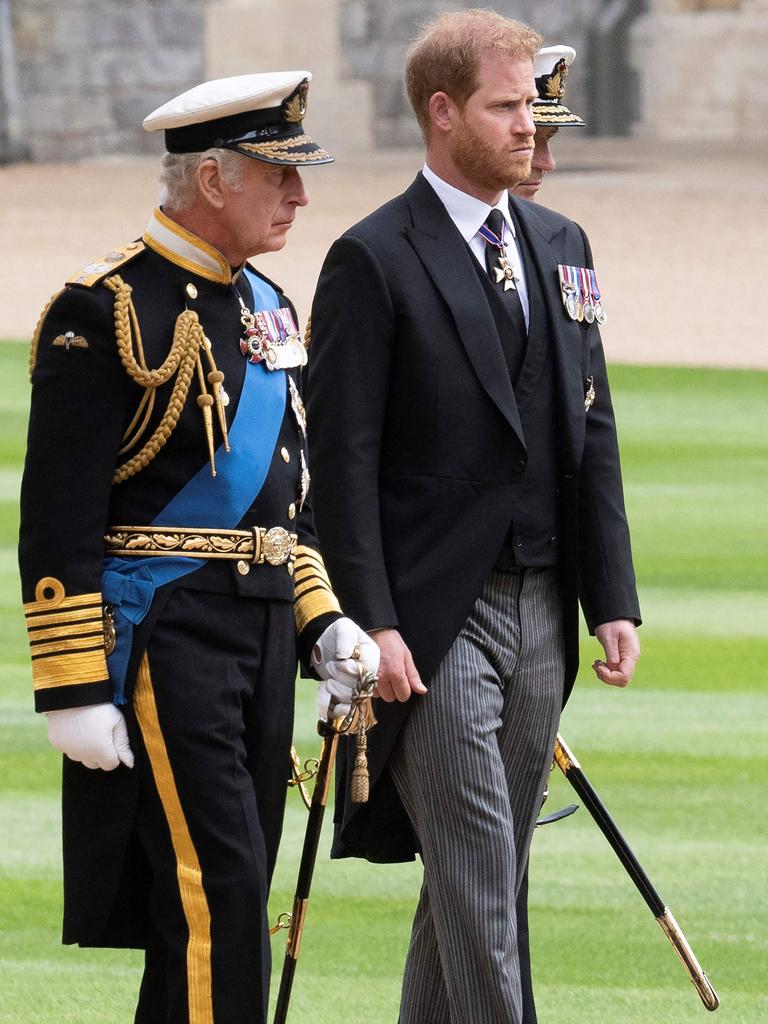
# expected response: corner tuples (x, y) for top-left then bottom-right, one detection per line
(312, 617), (380, 720)
(44, 703), (135, 771)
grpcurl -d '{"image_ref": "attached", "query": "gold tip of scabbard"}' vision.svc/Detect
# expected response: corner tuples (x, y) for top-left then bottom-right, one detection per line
(658, 908), (720, 1011)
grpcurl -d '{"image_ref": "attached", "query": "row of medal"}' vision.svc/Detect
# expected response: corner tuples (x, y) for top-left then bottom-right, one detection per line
(239, 302), (308, 370)
(557, 264), (607, 325)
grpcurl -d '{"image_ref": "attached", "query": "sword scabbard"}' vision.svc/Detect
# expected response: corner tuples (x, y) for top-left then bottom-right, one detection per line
(554, 733), (719, 1012)
(657, 908), (720, 1011)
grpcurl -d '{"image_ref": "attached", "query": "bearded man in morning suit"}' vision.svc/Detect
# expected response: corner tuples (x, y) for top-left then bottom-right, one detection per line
(306, 11), (641, 1024)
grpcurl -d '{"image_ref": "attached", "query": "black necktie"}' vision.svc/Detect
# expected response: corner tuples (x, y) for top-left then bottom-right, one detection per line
(483, 208), (527, 344)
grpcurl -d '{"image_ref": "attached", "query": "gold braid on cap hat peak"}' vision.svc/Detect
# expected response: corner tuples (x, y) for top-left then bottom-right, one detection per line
(104, 275), (228, 482)
(238, 133), (330, 163)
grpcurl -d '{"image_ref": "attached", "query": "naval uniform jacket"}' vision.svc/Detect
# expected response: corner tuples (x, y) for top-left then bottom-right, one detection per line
(18, 211), (341, 945)
(307, 173), (641, 863)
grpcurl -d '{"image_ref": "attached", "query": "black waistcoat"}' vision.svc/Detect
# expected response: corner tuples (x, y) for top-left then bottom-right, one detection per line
(470, 223), (560, 568)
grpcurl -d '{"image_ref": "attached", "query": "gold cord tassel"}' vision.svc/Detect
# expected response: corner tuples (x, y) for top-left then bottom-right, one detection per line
(350, 726), (369, 804)
(207, 369), (230, 452)
(348, 693), (376, 804)
(197, 393), (216, 476)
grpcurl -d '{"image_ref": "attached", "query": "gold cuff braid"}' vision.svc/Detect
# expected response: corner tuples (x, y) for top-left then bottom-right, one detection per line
(24, 580), (109, 691)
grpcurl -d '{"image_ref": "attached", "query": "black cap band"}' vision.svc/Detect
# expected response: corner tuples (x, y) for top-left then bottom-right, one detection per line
(165, 105), (288, 153)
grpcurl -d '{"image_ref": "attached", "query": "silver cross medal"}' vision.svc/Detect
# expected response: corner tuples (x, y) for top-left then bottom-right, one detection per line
(495, 248), (520, 292)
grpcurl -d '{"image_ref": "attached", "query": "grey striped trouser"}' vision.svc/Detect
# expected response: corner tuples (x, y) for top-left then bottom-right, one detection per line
(389, 568), (565, 1024)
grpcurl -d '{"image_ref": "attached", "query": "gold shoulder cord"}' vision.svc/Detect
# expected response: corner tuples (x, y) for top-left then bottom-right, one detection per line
(28, 290), (64, 380)
(104, 275), (229, 482)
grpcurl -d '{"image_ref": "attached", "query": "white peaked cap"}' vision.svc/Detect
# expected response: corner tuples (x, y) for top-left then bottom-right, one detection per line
(143, 71), (314, 132)
(143, 71), (333, 166)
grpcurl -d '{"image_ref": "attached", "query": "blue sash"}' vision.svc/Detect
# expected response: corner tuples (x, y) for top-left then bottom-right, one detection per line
(104, 268), (286, 703)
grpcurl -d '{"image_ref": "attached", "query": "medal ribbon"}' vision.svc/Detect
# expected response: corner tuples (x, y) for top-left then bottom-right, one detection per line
(478, 222), (505, 252)
(557, 264), (571, 308)
(567, 265), (580, 305)
(580, 267), (591, 303)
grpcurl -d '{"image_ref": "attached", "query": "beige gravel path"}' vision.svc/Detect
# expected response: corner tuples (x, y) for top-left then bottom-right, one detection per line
(1, 138), (764, 368)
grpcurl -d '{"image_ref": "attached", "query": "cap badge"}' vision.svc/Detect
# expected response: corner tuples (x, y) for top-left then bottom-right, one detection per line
(544, 59), (569, 101)
(282, 80), (309, 124)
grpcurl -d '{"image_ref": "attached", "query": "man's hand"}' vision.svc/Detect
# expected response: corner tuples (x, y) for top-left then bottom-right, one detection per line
(313, 617), (381, 720)
(44, 703), (134, 770)
(593, 620), (640, 688)
(368, 628), (427, 703)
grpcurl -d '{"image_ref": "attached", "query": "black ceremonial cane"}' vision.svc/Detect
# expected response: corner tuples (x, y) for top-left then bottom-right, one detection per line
(554, 734), (719, 1011)
(273, 672), (377, 1024)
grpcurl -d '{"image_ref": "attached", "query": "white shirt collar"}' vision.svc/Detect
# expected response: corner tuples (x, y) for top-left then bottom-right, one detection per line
(422, 163), (516, 243)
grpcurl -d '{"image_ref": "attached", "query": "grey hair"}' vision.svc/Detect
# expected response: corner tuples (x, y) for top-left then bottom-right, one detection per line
(158, 148), (246, 210)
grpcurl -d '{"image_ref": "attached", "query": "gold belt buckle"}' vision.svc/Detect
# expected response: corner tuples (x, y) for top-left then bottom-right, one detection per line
(254, 526), (295, 566)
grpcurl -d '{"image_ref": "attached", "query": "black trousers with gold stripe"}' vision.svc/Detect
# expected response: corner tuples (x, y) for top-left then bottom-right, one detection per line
(127, 587), (296, 1024)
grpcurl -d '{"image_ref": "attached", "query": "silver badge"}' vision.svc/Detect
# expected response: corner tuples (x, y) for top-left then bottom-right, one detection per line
(288, 376), (307, 438)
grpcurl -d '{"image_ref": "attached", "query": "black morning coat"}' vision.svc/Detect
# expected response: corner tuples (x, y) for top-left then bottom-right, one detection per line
(18, 234), (340, 946)
(306, 173), (641, 864)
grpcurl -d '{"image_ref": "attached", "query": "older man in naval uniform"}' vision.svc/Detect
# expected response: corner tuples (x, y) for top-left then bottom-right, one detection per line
(307, 10), (640, 1024)
(18, 72), (378, 1024)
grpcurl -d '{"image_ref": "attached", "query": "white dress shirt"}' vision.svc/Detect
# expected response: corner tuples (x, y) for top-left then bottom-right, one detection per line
(421, 163), (530, 328)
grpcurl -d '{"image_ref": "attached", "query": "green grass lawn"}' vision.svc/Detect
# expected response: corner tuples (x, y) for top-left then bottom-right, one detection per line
(1, 340), (766, 1022)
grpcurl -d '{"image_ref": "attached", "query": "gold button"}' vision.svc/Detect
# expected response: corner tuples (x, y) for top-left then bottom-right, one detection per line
(126, 242), (139, 250)
(186, 283), (198, 299)
(288, 503), (296, 520)
(281, 447), (290, 463)
(236, 559), (250, 575)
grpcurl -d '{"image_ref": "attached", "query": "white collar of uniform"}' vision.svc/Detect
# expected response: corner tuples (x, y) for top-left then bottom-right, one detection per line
(143, 207), (237, 285)
(422, 163), (516, 244)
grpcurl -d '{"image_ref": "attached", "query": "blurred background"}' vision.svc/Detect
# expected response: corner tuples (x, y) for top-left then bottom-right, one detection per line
(3, 0), (768, 161)
(0, 3), (766, 1023)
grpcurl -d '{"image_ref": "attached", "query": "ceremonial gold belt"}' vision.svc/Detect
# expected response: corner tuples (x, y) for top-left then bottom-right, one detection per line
(104, 524), (298, 569)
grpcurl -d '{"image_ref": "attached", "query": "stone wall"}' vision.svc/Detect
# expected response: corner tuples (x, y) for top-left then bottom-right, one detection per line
(630, 0), (768, 140)
(205, 0), (373, 156)
(1, 0), (204, 163)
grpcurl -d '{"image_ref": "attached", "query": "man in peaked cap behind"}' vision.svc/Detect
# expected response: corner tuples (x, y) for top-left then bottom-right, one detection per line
(515, 44), (586, 202)
(511, 43), (587, 1024)
(18, 71), (378, 1024)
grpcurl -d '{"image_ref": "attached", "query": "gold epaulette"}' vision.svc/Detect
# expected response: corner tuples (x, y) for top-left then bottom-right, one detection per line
(67, 240), (145, 288)
(293, 545), (342, 634)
